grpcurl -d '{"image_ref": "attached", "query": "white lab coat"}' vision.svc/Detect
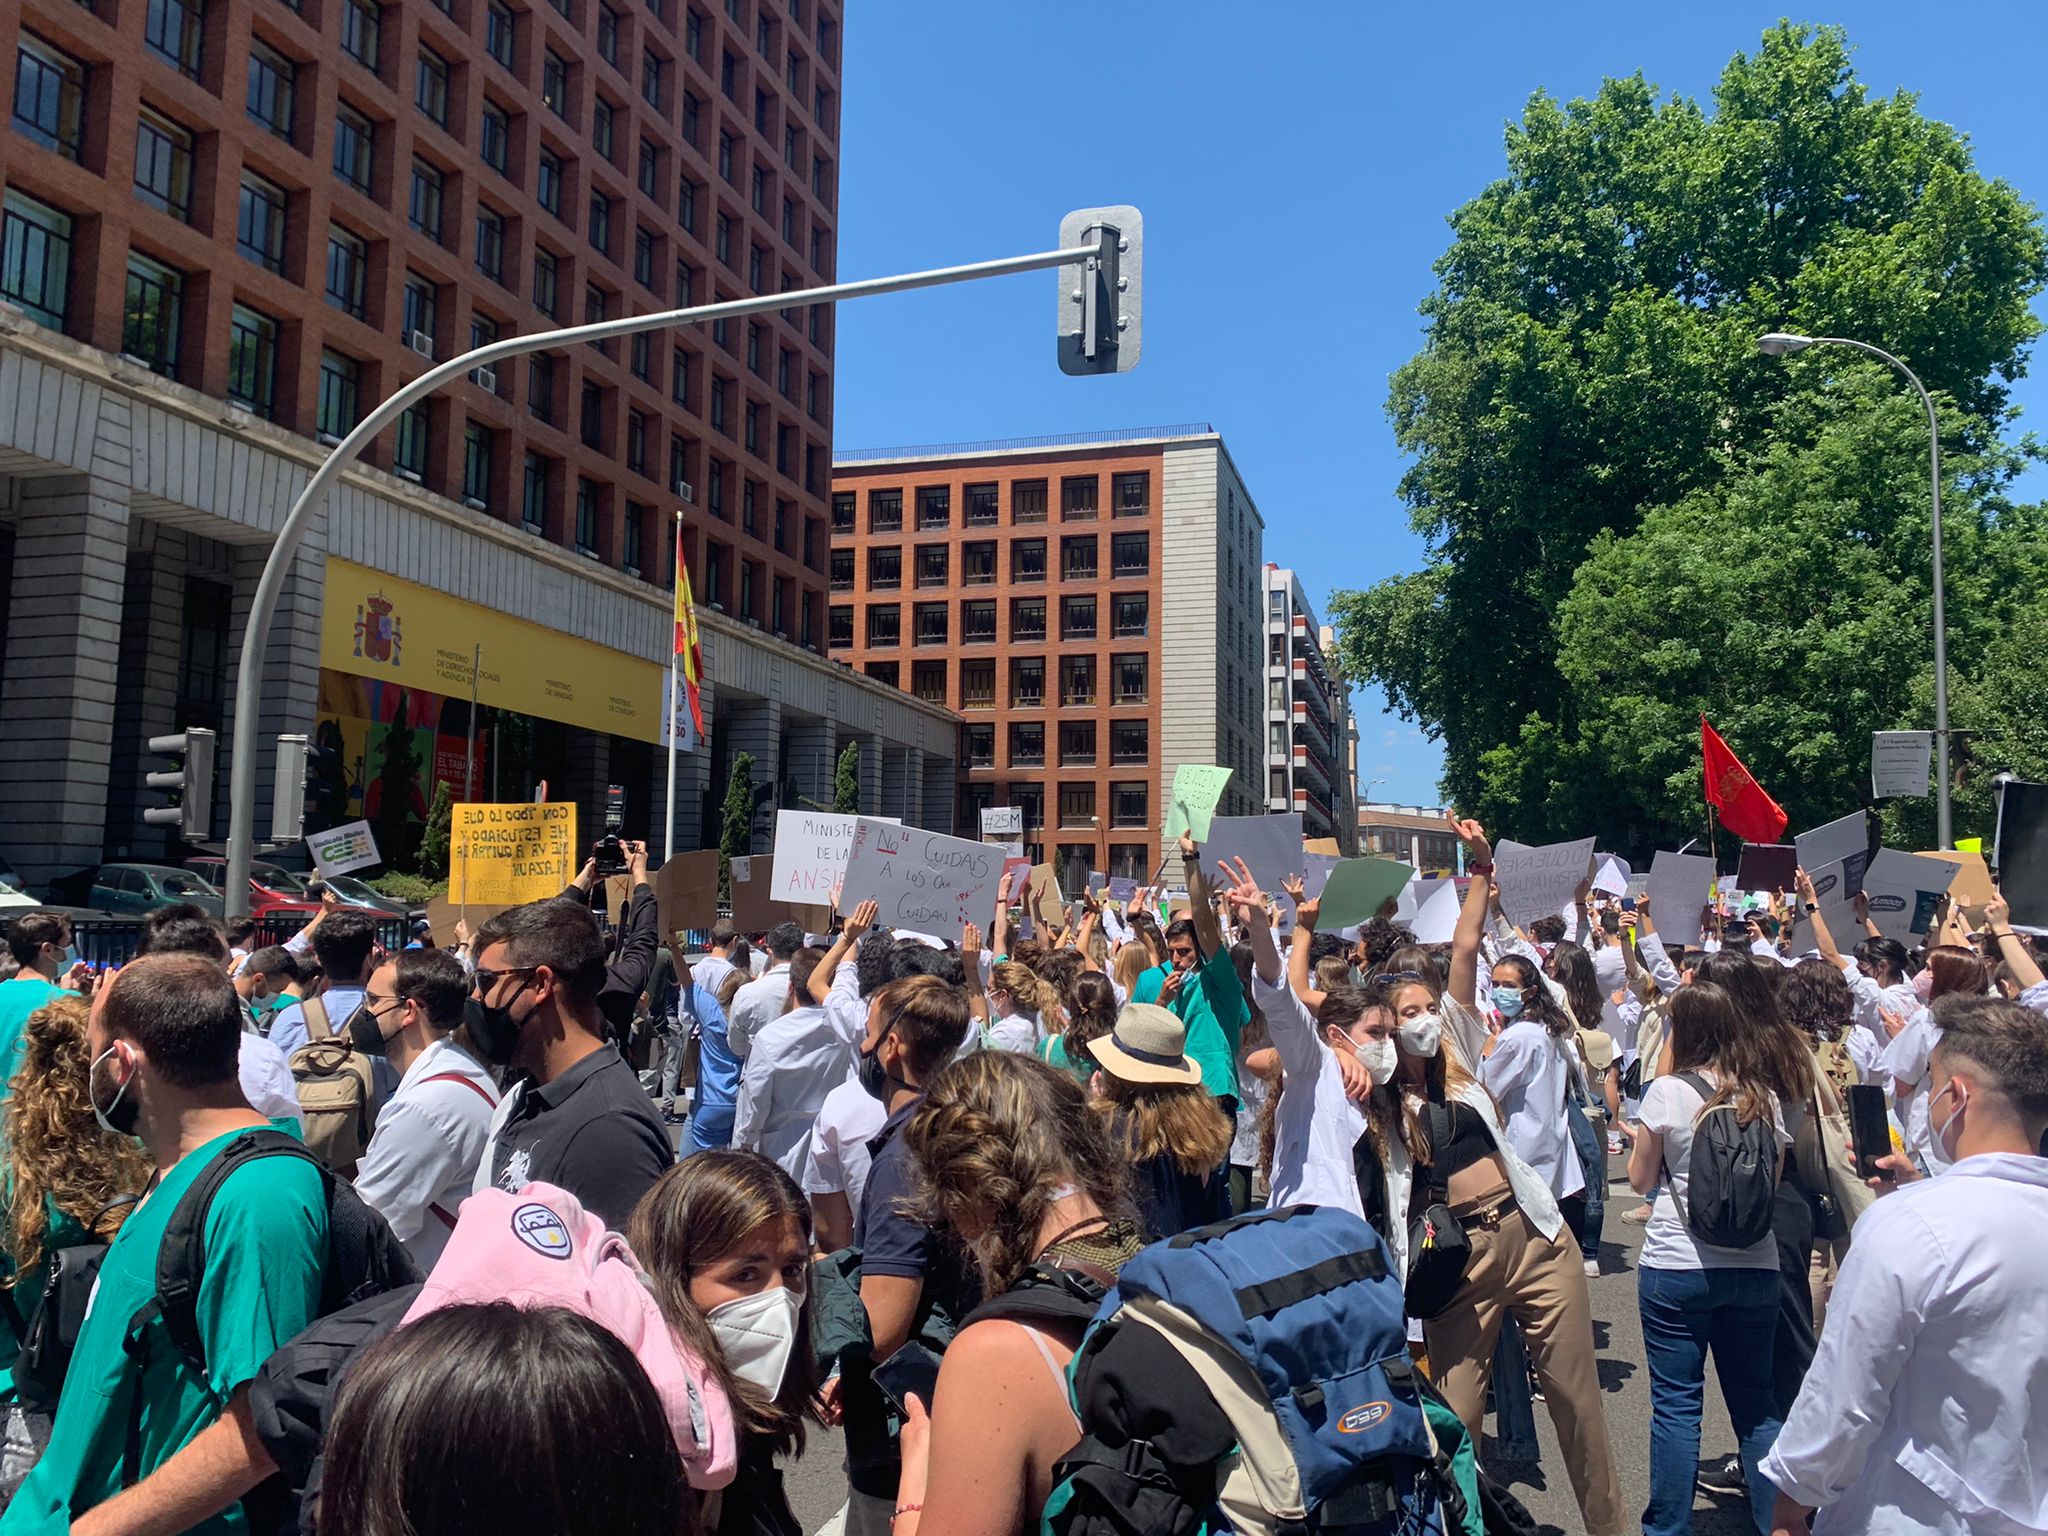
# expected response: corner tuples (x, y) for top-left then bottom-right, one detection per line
(1841, 961), (1918, 1085)
(726, 962), (793, 1059)
(983, 1009), (1040, 1054)
(1480, 1019), (1586, 1202)
(354, 1036), (500, 1267)
(731, 1003), (845, 1179)
(1761, 1153), (2048, 1535)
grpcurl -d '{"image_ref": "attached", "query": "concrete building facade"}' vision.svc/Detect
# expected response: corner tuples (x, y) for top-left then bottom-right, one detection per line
(830, 425), (1266, 878)
(1262, 565), (1356, 852)
(0, 0), (958, 892)
(1357, 802), (1459, 873)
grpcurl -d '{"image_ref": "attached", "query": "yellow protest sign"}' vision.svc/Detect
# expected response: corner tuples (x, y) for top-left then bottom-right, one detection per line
(452, 802), (579, 905)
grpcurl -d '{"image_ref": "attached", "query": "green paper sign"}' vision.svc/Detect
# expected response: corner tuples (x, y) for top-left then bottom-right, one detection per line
(1164, 764), (1233, 843)
(1317, 857), (1417, 929)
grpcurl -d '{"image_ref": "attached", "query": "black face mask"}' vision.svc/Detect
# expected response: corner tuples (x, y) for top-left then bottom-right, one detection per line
(856, 1025), (894, 1102)
(345, 1002), (394, 1057)
(470, 980), (533, 1067)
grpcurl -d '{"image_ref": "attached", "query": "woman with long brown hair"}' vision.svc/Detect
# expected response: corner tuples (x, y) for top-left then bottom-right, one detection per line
(982, 961), (1051, 1056)
(1085, 1001), (1233, 1240)
(629, 1150), (826, 1536)
(1038, 970), (1116, 1087)
(0, 996), (152, 1504)
(891, 1050), (1140, 1536)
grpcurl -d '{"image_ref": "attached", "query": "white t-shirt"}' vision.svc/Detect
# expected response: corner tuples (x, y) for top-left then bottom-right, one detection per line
(1639, 1068), (1790, 1271)
(801, 1075), (888, 1214)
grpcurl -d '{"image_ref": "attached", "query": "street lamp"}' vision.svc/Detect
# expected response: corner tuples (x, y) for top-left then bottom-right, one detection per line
(1757, 332), (1952, 846)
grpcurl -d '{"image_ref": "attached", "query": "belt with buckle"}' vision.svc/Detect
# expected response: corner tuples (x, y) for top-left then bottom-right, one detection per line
(1453, 1194), (1518, 1229)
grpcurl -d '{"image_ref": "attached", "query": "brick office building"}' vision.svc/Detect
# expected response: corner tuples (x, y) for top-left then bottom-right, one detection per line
(831, 425), (1268, 881)
(0, 0), (959, 891)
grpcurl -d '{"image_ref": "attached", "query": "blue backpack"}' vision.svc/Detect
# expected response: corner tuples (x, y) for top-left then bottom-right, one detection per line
(1035, 1205), (1454, 1536)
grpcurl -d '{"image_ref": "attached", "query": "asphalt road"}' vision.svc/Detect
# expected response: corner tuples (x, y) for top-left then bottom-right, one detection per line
(781, 1165), (1767, 1536)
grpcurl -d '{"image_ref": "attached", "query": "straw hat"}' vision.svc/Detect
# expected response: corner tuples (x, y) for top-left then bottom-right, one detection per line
(1086, 1003), (1204, 1086)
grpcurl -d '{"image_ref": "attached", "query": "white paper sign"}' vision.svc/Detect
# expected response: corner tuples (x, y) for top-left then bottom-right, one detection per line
(980, 805), (1023, 838)
(1871, 731), (1933, 799)
(1646, 851), (1718, 947)
(1303, 853), (1341, 900)
(730, 856), (753, 884)
(1591, 855), (1631, 897)
(1861, 848), (1962, 944)
(1410, 877), (1462, 944)
(306, 820), (381, 877)
(1493, 837), (1597, 927)
(769, 809), (898, 904)
(841, 818), (1007, 933)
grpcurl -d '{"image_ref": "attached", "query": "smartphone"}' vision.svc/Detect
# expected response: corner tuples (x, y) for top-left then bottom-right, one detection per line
(305, 880), (328, 900)
(871, 1340), (943, 1418)
(1846, 1083), (1891, 1180)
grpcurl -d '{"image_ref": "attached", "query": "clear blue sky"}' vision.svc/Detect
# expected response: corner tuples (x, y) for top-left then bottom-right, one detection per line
(829, 1), (2048, 808)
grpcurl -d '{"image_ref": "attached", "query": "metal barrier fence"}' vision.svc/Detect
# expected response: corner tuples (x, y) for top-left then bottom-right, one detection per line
(64, 912), (411, 968)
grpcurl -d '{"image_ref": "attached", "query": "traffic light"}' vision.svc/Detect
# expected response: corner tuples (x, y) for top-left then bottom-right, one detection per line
(272, 734), (309, 842)
(303, 738), (348, 834)
(1056, 206), (1143, 376)
(143, 728), (216, 840)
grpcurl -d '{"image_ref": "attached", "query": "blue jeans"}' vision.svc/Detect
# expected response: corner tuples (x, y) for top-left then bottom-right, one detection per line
(1637, 1265), (1782, 1536)
(1567, 1096), (1604, 1262)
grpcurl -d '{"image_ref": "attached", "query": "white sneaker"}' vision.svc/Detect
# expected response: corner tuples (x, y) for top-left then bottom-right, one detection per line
(1606, 1134), (1623, 1155)
(1583, 1257), (1600, 1278)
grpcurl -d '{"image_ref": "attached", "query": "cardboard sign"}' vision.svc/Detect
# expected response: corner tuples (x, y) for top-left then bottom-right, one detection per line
(1646, 850), (1717, 947)
(729, 855), (792, 932)
(1492, 837), (1596, 928)
(451, 802), (578, 906)
(424, 896), (508, 949)
(842, 819), (1007, 935)
(1164, 765), (1232, 844)
(1872, 731), (1932, 799)
(1919, 850), (1996, 916)
(306, 819), (382, 877)
(980, 806), (1024, 838)
(1318, 858), (1416, 930)
(730, 856), (753, 884)
(1861, 849), (1962, 944)
(770, 810), (898, 906)
(1735, 843), (1798, 895)
(656, 849), (719, 939)
(1025, 863), (1067, 932)
(1303, 837), (1342, 858)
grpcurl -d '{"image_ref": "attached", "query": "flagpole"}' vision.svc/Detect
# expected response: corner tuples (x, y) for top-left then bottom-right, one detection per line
(665, 510), (682, 861)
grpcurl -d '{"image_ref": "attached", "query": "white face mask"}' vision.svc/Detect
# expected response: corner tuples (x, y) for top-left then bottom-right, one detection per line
(1398, 1012), (1443, 1058)
(1351, 1035), (1398, 1086)
(706, 1285), (802, 1395)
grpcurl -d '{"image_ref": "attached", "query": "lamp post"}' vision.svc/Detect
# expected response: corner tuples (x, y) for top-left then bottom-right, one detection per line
(1757, 332), (1951, 847)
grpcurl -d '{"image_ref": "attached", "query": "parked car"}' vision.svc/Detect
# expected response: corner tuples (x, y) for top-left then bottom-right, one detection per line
(184, 856), (313, 907)
(86, 863), (226, 918)
(0, 854), (37, 912)
(311, 874), (412, 917)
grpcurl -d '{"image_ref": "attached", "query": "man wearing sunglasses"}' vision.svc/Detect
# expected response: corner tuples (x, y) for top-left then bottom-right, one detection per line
(466, 899), (672, 1228)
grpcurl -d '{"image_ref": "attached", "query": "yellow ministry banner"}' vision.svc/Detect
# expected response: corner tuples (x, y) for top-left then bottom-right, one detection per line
(321, 559), (663, 744)
(451, 802), (580, 905)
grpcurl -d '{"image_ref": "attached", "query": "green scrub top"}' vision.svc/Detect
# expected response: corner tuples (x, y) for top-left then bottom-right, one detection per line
(1133, 949), (1247, 1105)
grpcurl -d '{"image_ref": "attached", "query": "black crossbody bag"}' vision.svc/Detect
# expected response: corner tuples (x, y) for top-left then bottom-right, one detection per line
(7, 1192), (143, 1414)
(1403, 1101), (1473, 1319)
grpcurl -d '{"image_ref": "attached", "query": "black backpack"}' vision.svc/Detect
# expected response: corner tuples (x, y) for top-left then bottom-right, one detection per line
(119, 1130), (423, 1506)
(1675, 1072), (1779, 1249)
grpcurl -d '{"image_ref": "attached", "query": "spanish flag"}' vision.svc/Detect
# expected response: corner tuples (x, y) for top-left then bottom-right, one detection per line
(673, 519), (704, 734)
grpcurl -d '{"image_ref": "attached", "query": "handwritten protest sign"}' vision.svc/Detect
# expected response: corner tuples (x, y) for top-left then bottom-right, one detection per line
(1646, 850), (1717, 947)
(656, 849), (719, 939)
(842, 818), (1006, 934)
(452, 802), (577, 905)
(424, 896), (507, 948)
(1318, 858), (1415, 929)
(770, 810), (898, 905)
(980, 806), (1023, 838)
(1164, 765), (1232, 843)
(1492, 837), (1596, 927)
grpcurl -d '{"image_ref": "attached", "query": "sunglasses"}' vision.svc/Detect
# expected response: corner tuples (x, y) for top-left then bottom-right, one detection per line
(470, 965), (538, 993)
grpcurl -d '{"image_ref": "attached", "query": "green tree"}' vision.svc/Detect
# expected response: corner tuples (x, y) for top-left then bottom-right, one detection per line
(370, 698), (425, 871)
(833, 740), (862, 814)
(1329, 21), (2046, 840)
(719, 751), (755, 902)
(416, 778), (454, 881)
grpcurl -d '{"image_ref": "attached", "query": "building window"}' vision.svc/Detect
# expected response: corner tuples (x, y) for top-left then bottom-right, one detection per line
(486, 1), (515, 65)
(828, 548), (853, 591)
(246, 43), (295, 140)
(521, 453), (550, 530)
(1006, 721), (1044, 766)
(481, 102), (509, 169)
(464, 423), (494, 506)
(910, 544), (947, 588)
(340, 0), (381, 69)
(1058, 784), (1096, 831)
(641, 52), (664, 108)
(825, 489), (855, 532)
(233, 173), (286, 272)
(957, 661), (994, 710)
(868, 488), (902, 533)
(1012, 539), (1046, 583)
(475, 207), (505, 282)
(669, 347), (693, 406)
(638, 137), (660, 196)
(592, 97), (614, 158)
(392, 402), (428, 478)
(960, 598), (996, 644)
(542, 50), (568, 115)
(416, 47), (449, 123)
(527, 353), (556, 423)
(1113, 470), (1150, 517)
(625, 409), (648, 474)
(595, 2), (619, 62)
(537, 150), (562, 216)
(863, 661), (896, 686)
(16, 35), (87, 159)
(866, 604), (899, 647)
(714, 212), (733, 267)
(1059, 719), (1096, 766)
(1061, 656), (1095, 707)
(1113, 652), (1147, 704)
(575, 478), (600, 552)
(630, 331), (651, 380)
(912, 486), (948, 530)
(1112, 531), (1149, 577)
(914, 602), (947, 647)
(1010, 657), (1044, 708)
(1111, 782), (1147, 829)
(1012, 478), (1047, 523)
(866, 546), (901, 591)
(0, 191), (73, 329)
(707, 459), (724, 518)
(1113, 593), (1149, 636)
(324, 226), (368, 316)
(623, 501), (646, 572)
(532, 249), (559, 316)
(828, 604), (852, 647)
(333, 105), (374, 191)
(1060, 475), (1098, 520)
(225, 304), (278, 417)
(133, 111), (195, 222)
(1060, 536), (1096, 581)
(588, 194), (611, 254)
(963, 722), (994, 767)
(317, 349), (360, 439)
(1061, 594), (1097, 641)
(1110, 719), (1147, 763)
(409, 159), (445, 241)
(579, 380), (605, 449)
(401, 275), (436, 348)
(1005, 597), (1043, 643)
(145, 0), (205, 78)
(633, 224), (655, 287)
(958, 482), (999, 526)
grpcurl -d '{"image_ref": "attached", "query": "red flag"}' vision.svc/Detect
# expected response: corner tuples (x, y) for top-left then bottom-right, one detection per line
(1701, 715), (1788, 844)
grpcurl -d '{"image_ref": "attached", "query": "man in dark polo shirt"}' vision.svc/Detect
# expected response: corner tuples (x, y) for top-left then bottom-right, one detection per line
(466, 898), (671, 1228)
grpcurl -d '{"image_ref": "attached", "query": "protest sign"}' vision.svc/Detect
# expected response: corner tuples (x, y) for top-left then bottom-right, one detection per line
(1303, 852), (1341, 900)
(1107, 876), (1138, 903)
(1318, 858), (1415, 930)
(841, 819), (1007, 934)
(729, 856), (792, 931)
(730, 856), (753, 885)
(1410, 877), (1462, 944)
(1796, 810), (1873, 894)
(980, 806), (1023, 838)
(1202, 813), (1304, 902)
(423, 896), (508, 948)
(770, 810), (898, 906)
(1646, 851), (1717, 946)
(1591, 855), (1630, 897)
(1921, 850), (1995, 916)
(452, 802), (578, 905)
(1996, 778), (2048, 928)
(1164, 765), (1232, 843)
(306, 819), (381, 878)
(1861, 849), (1962, 945)
(655, 849), (719, 939)
(1492, 837), (1596, 928)
(1736, 843), (1797, 895)
(1303, 837), (1342, 858)
(1871, 731), (1932, 798)
(1024, 863), (1066, 931)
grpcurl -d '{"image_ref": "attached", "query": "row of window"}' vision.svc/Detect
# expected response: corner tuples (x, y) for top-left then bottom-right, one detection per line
(946, 779), (1152, 834)
(829, 534), (1149, 591)
(832, 593), (1150, 649)
(954, 718), (1151, 770)
(837, 648), (1152, 711)
(830, 473), (1151, 533)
